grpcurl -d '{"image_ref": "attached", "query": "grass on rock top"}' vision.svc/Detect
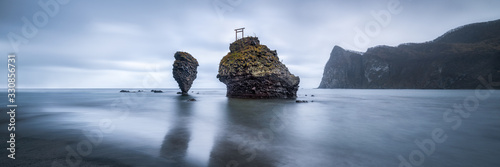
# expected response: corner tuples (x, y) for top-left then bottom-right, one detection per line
(218, 38), (289, 77)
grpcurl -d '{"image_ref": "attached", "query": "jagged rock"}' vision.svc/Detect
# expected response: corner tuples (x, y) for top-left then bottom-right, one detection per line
(173, 51), (199, 95)
(319, 19), (500, 89)
(217, 37), (300, 98)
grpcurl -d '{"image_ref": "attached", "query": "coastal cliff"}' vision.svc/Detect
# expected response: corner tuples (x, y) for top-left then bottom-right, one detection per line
(319, 19), (500, 89)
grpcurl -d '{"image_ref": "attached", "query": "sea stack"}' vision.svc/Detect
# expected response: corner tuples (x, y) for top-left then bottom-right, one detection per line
(217, 37), (300, 98)
(173, 51), (199, 95)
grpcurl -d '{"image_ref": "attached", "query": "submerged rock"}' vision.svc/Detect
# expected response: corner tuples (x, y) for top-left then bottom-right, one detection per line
(217, 37), (300, 98)
(173, 51), (199, 95)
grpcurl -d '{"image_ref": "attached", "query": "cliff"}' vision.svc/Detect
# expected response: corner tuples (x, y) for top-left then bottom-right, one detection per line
(217, 37), (300, 98)
(319, 19), (500, 89)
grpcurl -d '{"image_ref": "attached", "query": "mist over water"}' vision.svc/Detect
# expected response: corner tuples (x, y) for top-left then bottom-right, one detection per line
(1, 89), (499, 166)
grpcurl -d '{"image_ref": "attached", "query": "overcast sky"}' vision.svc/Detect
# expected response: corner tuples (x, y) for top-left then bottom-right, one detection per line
(1, 0), (499, 89)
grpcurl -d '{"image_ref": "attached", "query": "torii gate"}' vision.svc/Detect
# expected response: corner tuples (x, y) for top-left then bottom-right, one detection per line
(235, 28), (245, 40)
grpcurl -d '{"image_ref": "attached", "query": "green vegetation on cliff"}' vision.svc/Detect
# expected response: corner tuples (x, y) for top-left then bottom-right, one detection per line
(218, 37), (295, 78)
(217, 36), (300, 98)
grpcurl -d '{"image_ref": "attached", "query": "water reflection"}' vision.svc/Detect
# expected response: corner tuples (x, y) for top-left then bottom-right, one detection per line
(208, 99), (299, 167)
(8, 89), (499, 166)
(158, 95), (194, 166)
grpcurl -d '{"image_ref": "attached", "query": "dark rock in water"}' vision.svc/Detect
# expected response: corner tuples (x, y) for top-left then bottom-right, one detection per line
(152, 90), (163, 93)
(296, 100), (308, 103)
(173, 51), (199, 95)
(176, 92), (182, 94)
(319, 19), (500, 89)
(120, 90), (130, 93)
(187, 98), (196, 102)
(217, 37), (300, 98)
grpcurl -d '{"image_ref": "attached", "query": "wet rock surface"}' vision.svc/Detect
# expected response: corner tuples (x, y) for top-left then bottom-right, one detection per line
(217, 37), (300, 98)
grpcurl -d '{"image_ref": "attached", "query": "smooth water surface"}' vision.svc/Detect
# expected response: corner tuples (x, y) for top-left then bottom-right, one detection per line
(1, 89), (499, 166)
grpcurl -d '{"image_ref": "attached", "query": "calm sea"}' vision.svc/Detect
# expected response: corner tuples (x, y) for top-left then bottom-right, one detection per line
(1, 89), (499, 167)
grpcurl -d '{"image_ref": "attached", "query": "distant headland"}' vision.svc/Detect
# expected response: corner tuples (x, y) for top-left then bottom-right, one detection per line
(319, 19), (500, 89)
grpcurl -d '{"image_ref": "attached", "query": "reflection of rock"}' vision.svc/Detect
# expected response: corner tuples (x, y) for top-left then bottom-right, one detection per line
(217, 37), (300, 98)
(208, 100), (296, 166)
(173, 51), (199, 95)
(159, 96), (193, 166)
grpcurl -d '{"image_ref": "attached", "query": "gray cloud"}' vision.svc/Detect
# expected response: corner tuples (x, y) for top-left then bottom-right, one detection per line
(1, 0), (499, 88)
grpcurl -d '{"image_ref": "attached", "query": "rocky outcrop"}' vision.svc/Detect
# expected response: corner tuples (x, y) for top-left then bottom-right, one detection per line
(319, 19), (500, 89)
(217, 37), (300, 98)
(319, 46), (365, 88)
(173, 51), (198, 94)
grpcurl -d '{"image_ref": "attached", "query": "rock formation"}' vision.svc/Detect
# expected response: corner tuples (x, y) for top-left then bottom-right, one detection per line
(217, 37), (300, 98)
(173, 51), (199, 94)
(319, 19), (500, 89)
